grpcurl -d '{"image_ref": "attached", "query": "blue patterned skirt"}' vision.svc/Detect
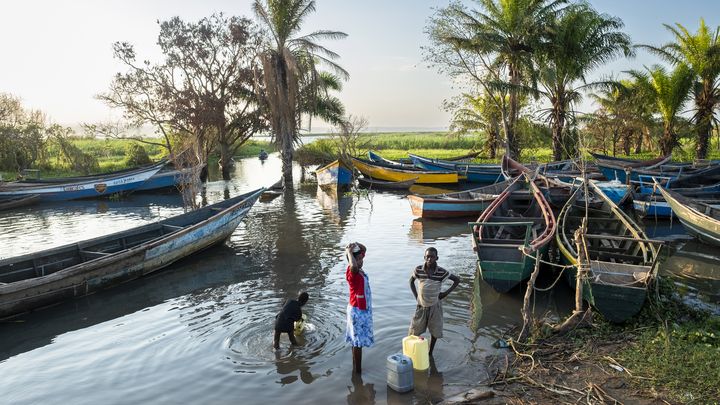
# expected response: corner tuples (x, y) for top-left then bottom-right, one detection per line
(345, 305), (374, 347)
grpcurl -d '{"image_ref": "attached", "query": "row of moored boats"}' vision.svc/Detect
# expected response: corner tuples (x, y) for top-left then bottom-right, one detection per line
(316, 151), (720, 323)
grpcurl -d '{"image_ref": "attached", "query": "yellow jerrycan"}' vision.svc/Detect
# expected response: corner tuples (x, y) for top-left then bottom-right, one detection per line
(402, 335), (429, 371)
(294, 314), (307, 334)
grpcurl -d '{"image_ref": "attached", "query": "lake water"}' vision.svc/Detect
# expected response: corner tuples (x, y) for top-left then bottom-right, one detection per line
(1, 154), (718, 405)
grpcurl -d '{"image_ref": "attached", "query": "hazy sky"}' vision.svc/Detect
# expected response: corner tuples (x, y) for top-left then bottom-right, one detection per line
(1, 0), (719, 130)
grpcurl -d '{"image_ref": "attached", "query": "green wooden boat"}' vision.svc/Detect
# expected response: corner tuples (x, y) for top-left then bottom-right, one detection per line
(470, 174), (556, 293)
(556, 180), (659, 323)
(657, 183), (720, 246)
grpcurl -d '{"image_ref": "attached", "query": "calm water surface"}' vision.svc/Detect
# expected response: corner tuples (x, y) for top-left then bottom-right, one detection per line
(0, 154), (717, 405)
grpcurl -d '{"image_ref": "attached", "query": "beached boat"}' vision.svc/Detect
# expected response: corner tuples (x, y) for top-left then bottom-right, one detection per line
(556, 180), (659, 323)
(315, 160), (353, 189)
(351, 157), (459, 184)
(596, 156), (720, 185)
(409, 154), (503, 183)
(0, 188), (264, 319)
(470, 174), (556, 293)
(260, 179), (284, 202)
(0, 162), (165, 201)
(590, 152), (672, 168)
(407, 180), (510, 218)
(0, 195), (40, 211)
(367, 151), (416, 170)
(13, 162), (195, 193)
(357, 176), (417, 190)
(137, 167), (196, 192)
(657, 184), (720, 246)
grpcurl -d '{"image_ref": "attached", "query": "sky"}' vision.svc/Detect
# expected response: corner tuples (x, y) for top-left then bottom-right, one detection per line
(1, 0), (720, 131)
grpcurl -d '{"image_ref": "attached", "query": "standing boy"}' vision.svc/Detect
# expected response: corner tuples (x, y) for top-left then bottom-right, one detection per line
(274, 292), (309, 349)
(408, 247), (460, 356)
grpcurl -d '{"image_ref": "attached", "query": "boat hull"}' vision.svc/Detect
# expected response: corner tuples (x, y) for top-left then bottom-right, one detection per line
(0, 163), (165, 201)
(316, 160), (353, 189)
(351, 158), (458, 184)
(408, 195), (493, 218)
(0, 189), (263, 318)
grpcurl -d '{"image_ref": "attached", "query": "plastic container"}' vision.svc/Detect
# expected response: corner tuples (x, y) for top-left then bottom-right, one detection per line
(294, 314), (307, 334)
(402, 335), (429, 371)
(386, 353), (414, 393)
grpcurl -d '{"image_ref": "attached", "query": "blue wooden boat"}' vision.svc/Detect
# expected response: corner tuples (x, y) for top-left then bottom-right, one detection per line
(407, 180), (511, 218)
(593, 180), (630, 205)
(0, 194), (40, 211)
(409, 154), (503, 183)
(0, 188), (264, 319)
(137, 167), (196, 191)
(315, 160), (353, 189)
(0, 162), (165, 201)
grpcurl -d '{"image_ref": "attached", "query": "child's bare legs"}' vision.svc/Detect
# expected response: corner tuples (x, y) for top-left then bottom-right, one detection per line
(273, 330), (281, 349)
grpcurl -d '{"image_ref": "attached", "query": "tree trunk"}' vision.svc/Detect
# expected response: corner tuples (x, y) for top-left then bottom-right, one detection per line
(488, 127), (498, 159)
(220, 141), (232, 181)
(552, 119), (564, 161)
(660, 126), (675, 156)
(696, 119), (712, 160)
(634, 129), (644, 154)
(622, 129), (633, 156)
(506, 66), (521, 160)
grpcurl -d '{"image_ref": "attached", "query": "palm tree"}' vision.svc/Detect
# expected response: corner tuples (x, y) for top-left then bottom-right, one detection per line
(448, 92), (502, 158)
(628, 64), (694, 156)
(638, 19), (720, 159)
(537, 4), (632, 160)
(253, 0), (348, 181)
(431, 0), (566, 159)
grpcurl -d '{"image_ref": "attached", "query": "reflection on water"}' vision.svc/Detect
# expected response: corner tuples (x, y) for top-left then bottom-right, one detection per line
(0, 152), (717, 404)
(409, 218), (471, 243)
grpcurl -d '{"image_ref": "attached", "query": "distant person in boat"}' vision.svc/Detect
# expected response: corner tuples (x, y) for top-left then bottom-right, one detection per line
(345, 242), (373, 374)
(259, 149), (268, 160)
(273, 291), (309, 349)
(408, 247), (460, 356)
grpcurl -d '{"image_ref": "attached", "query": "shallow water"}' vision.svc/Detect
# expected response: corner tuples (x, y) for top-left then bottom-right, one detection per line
(0, 154), (717, 404)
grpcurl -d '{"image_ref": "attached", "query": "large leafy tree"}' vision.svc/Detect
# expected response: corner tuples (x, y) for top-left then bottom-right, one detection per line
(253, 0), (348, 181)
(537, 3), (632, 160)
(426, 0), (566, 159)
(628, 64), (694, 156)
(639, 19), (720, 159)
(101, 14), (267, 180)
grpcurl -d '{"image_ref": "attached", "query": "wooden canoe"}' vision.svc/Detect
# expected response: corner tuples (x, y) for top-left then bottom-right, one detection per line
(657, 184), (720, 246)
(351, 157), (459, 184)
(0, 188), (264, 319)
(590, 152), (672, 168)
(556, 180), (658, 323)
(0, 162), (166, 201)
(0, 194), (40, 211)
(470, 174), (556, 293)
(407, 180), (511, 218)
(409, 154), (503, 183)
(367, 151), (416, 170)
(357, 176), (417, 190)
(315, 160), (353, 189)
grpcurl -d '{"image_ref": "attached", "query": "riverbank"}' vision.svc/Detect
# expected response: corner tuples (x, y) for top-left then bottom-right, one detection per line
(448, 280), (720, 404)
